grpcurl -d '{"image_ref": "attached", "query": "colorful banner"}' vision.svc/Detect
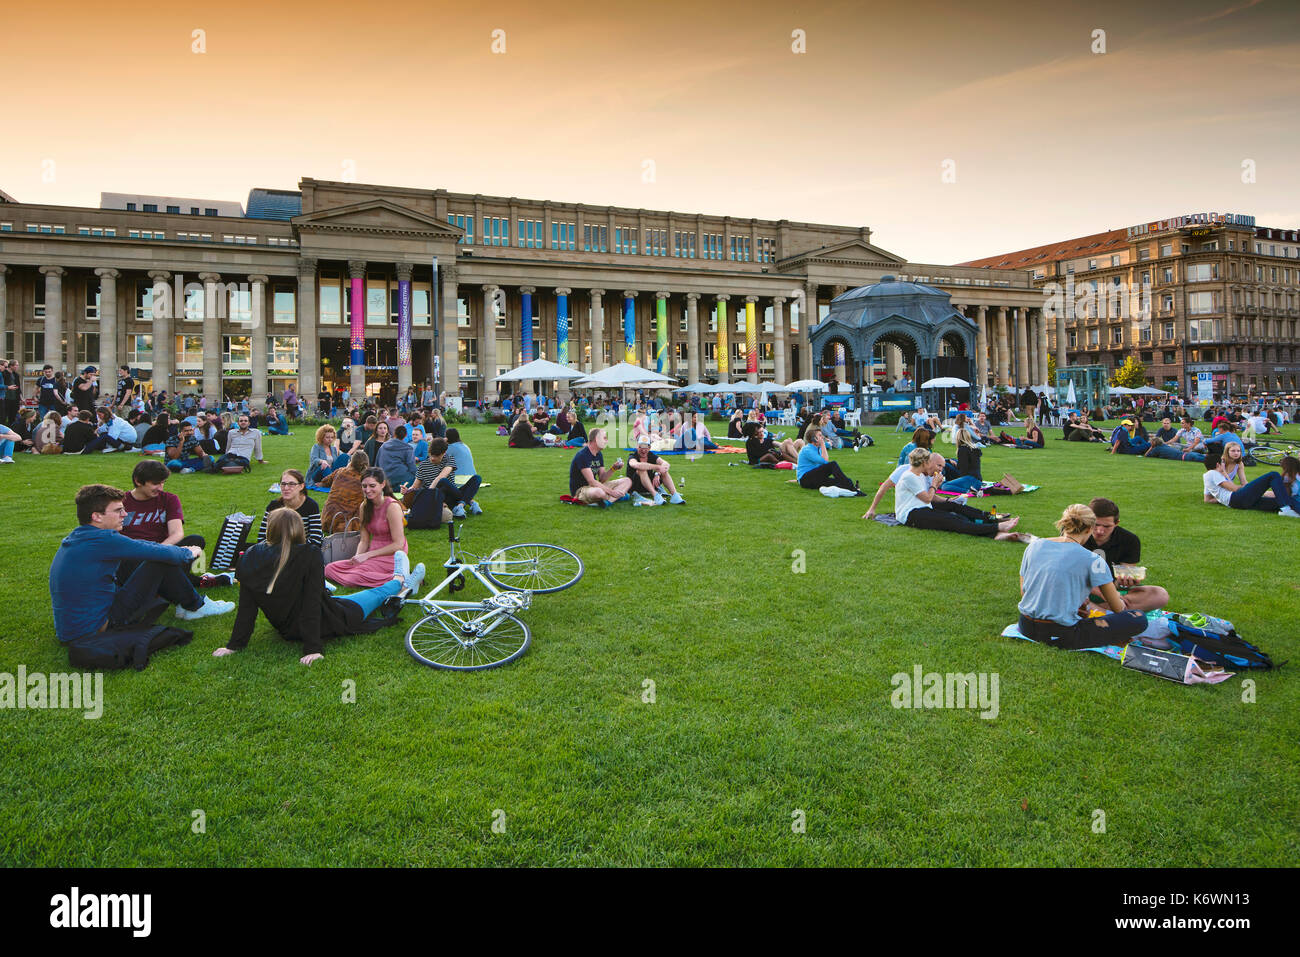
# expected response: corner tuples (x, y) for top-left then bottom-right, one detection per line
(397, 279), (412, 369)
(834, 341), (846, 381)
(716, 301), (728, 376)
(349, 277), (365, 371)
(655, 297), (668, 374)
(745, 300), (757, 375)
(624, 296), (636, 363)
(521, 291), (534, 362)
(556, 292), (570, 365)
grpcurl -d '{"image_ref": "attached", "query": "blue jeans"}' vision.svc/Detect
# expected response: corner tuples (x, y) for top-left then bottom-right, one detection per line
(0, 438), (13, 458)
(166, 455), (211, 472)
(336, 578), (404, 618)
(267, 419), (289, 435)
(307, 452), (350, 484)
(940, 475), (983, 494)
(1229, 472), (1300, 512)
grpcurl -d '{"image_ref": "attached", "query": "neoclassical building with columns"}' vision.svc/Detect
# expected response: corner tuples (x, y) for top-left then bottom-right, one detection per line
(0, 179), (1049, 403)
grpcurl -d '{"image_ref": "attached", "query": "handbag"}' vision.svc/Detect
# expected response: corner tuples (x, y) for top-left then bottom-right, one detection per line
(321, 516), (362, 565)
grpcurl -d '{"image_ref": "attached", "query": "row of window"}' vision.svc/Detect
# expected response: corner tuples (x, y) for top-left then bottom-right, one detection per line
(455, 339), (779, 370)
(123, 203), (219, 216)
(441, 213), (776, 261)
(7, 332), (299, 367)
(460, 294), (803, 335)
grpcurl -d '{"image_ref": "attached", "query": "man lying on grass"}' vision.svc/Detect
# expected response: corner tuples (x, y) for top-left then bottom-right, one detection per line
(1201, 449), (1300, 517)
(569, 427), (632, 506)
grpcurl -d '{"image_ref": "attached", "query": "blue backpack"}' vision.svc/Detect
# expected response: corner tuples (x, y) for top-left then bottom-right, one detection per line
(1166, 615), (1277, 671)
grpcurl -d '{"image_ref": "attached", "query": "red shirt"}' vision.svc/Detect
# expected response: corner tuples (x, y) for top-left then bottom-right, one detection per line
(121, 489), (183, 543)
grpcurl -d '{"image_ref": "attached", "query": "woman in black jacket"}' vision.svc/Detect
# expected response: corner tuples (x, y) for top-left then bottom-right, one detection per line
(213, 508), (425, 665)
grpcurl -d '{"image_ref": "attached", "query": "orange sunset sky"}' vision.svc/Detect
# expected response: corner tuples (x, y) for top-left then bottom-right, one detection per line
(3, 0), (1298, 264)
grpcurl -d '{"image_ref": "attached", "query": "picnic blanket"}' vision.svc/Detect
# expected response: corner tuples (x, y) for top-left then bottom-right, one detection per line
(871, 513), (902, 526)
(1001, 612), (1174, 662)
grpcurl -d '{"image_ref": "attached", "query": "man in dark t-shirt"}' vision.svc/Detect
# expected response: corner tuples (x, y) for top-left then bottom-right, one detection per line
(627, 436), (685, 505)
(116, 365), (135, 409)
(61, 410), (97, 454)
(72, 367), (99, 413)
(568, 428), (631, 505)
(117, 459), (207, 587)
(1084, 497), (1168, 613)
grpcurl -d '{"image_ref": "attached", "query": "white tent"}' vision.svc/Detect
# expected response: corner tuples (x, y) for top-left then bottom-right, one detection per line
(1108, 385), (1136, 395)
(676, 381), (718, 393)
(493, 358), (586, 383)
(1066, 379), (1077, 406)
(1130, 385), (1169, 395)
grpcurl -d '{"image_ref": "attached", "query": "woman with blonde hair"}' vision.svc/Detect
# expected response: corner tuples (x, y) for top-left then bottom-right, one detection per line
(1017, 504), (1148, 649)
(306, 423), (349, 484)
(214, 507), (424, 665)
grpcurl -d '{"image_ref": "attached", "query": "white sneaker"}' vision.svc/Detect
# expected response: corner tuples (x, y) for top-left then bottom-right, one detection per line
(175, 597), (236, 620)
(324, 579), (338, 593)
(404, 562), (426, 594)
(0, 457), (12, 464)
(1279, 506), (1299, 518)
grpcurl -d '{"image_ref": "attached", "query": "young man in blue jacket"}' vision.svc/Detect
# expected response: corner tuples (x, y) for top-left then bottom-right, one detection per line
(49, 485), (234, 660)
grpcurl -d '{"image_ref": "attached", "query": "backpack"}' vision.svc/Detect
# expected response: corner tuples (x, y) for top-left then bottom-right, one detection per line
(1166, 615), (1277, 670)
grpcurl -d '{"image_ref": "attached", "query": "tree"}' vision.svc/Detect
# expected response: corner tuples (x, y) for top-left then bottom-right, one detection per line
(1111, 355), (1147, 389)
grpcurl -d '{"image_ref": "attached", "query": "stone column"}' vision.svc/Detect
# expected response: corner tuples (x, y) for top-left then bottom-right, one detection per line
(685, 293), (701, 382)
(714, 294), (730, 379)
(589, 288), (605, 372)
(1037, 308), (1050, 389)
(95, 269), (120, 383)
(743, 294), (759, 383)
(803, 281), (819, 380)
(996, 306), (1010, 386)
(519, 285), (536, 363)
(0, 267), (9, 360)
(148, 270), (172, 395)
(481, 284), (499, 399)
(1056, 304), (1068, 375)
(249, 274), (269, 398)
(199, 272), (222, 402)
(975, 305), (989, 389)
(40, 266), (65, 370)
(395, 263), (414, 395)
(441, 265), (459, 395)
(1014, 307), (1030, 388)
(654, 291), (671, 374)
(772, 296), (787, 383)
(295, 259), (317, 399)
(348, 260), (367, 397)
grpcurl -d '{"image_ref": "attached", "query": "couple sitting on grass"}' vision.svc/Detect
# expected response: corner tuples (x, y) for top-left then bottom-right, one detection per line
(1201, 449), (1300, 517)
(568, 428), (685, 506)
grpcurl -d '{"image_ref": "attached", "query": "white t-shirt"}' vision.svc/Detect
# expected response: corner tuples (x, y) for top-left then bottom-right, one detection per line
(888, 463), (909, 485)
(1203, 469), (1233, 507)
(894, 469), (931, 524)
(1248, 415), (1269, 433)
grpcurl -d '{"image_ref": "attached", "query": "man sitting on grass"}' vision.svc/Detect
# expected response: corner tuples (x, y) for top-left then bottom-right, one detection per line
(1081, 497), (1169, 612)
(569, 427), (632, 506)
(165, 421), (214, 473)
(744, 421), (800, 466)
(49, 485), (235, 661)
(894, 451), (1027, 541)
(627, 435), (685, 505)
(1108, 419), (1149, 455)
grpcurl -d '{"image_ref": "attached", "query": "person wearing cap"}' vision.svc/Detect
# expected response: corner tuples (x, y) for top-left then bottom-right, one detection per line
(627, 436), (685, 506)
(71, 366), (100, 415)
(1108, 418), (1148, 455)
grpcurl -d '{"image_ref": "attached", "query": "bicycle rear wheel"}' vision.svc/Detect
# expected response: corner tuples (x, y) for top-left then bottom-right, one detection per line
(405, 608), (532, 670)
(483, 543), (584, 594)
(1251, 445), (1283, 465)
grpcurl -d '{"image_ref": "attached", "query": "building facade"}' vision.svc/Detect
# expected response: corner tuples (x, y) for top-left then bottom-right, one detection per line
(962, 214), (1300, 399)
(0, 179), (1043, 404)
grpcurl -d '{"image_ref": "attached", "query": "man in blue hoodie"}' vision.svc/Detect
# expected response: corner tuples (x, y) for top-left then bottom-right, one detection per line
(49, 485), (234, 658)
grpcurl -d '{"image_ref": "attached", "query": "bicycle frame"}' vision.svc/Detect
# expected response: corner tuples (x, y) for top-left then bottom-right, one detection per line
(402, 522), (532, 625)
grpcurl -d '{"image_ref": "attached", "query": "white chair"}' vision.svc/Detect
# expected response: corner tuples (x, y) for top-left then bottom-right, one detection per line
(845, 409), (862, 428)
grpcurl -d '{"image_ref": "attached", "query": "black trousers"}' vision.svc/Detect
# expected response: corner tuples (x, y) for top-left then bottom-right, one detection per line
(1018, 611), (1147, 650)
(116, 534), (207, 597)
(798, 461), (856, 491)
(436, 475), (481, 506)
(904, 500), (998, 537)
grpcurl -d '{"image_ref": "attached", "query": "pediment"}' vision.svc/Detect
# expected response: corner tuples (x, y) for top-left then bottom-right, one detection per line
(781, 238), (908, 268)
(293, 199), (462, 237)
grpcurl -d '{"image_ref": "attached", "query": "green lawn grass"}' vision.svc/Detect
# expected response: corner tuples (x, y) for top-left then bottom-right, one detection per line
(1, 420), (1296, 866)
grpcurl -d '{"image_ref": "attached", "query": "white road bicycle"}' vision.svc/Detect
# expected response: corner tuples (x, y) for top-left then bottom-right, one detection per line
(402, 522), (583, 670)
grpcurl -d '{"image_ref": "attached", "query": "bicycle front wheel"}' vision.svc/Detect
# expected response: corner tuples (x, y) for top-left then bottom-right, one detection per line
(1251, 445), (1282, 465)
(406, 608), (532, 670)
(483, 543), (584, 594)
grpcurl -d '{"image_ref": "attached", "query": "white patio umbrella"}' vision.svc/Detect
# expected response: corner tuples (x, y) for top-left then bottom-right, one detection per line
(1108, 385), (1135, 395)
(572, 361), (677, 389)
(677, 381), (718, 393)
(493, 358), (586, 383)
(1066, 379), (1077, 406)
(784, 379), (829, 392)
(920, 376), (970, 415)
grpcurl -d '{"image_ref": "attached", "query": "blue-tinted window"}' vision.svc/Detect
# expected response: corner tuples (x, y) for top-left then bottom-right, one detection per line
(166, 205), (180, 214)
(144, 204), (157, 213)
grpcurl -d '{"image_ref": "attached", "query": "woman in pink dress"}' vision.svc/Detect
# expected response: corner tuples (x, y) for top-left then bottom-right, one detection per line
(324, 468), (409, 587)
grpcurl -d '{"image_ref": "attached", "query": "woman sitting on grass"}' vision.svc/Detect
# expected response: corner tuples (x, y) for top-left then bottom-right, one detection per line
(257, 469), (324, 546)
(215, 508), (425, 666)
(324, 468), (410, 586)
(896, 449), (1026, 540)
(307, 424), (350, 485)
(363, 420), (390, 463)
(1017, 503), (1148, 650)
(795, 427), (861, 494)
(1201, 449), (1300, 516)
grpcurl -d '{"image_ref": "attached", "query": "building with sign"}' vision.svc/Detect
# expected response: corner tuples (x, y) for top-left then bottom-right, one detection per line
(962, 215), (1300, 398)
(1, 179), (1043, 405)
